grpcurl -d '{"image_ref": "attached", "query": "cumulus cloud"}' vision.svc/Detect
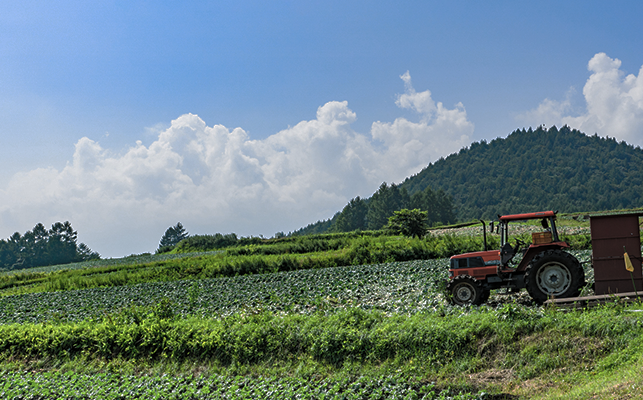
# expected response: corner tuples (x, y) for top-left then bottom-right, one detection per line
(0, 73), (473, 257)
(373, 71), (473, 177)
(518, 53), (643, 145)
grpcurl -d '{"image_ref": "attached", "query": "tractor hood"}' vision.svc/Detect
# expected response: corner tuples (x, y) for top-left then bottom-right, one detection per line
(450, 249), (500, 263)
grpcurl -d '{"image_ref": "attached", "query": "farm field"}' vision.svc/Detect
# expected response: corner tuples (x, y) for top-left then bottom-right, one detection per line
(0, 224), (642, 399)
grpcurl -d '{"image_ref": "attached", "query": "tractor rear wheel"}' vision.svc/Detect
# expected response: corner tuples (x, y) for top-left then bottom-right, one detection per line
(525, 249), (584, 304)
(447, 275), (485, 306)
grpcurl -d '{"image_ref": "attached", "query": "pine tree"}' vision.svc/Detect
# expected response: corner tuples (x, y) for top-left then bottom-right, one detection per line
(47, 221), (78, 266)
(333, 196), (368, 232)
(77, 243), (100, 261)
(158, 222), (189, 251)
(366, 183), (409, 230)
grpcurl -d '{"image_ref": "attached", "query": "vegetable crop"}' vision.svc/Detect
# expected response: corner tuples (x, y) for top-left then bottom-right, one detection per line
(0, 259), (447, 324)
(0, 371), (484, 400)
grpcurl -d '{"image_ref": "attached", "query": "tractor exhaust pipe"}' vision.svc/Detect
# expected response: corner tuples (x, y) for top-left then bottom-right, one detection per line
(480, 220), (487, 251)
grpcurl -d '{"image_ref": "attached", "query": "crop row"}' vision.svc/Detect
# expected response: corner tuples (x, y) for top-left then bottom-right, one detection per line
(1, 232), (592, 297)
(0, 371), (482, 400)
(0, 259), (448, 324)
(0, 236), (473, 296)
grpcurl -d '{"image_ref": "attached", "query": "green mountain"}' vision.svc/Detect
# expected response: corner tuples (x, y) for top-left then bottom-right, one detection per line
(402, 125), (643, 220)
(294, 125), (643, 235)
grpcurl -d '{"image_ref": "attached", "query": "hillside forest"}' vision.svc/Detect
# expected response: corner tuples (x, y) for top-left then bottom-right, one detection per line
(296, 125), (643, 235)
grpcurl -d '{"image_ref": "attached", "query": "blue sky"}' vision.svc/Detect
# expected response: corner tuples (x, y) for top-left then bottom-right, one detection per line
(1, 1), (643, 257)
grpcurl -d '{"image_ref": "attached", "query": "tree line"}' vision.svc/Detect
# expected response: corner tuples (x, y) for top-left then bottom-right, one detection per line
(292, 183), (456, 236)
(0, 222), (99, 271)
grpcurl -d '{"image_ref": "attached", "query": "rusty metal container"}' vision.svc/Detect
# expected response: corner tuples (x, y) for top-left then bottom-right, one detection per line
(590, 213), (643, 294)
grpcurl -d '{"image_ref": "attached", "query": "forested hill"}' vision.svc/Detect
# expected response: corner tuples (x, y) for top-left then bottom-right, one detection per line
(401, 125), (643, 220)
(293, 125), (643, 235)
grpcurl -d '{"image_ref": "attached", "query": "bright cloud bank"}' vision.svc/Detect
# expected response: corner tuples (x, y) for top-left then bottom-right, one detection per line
(0, 73), (473, 257)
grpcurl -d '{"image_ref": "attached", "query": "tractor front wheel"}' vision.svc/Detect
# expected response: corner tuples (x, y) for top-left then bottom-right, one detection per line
(447, 275), (485, 306)
(525, 249), (584, 304)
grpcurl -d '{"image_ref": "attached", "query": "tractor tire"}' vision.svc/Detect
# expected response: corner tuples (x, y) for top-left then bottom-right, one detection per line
(447, 275), (485, 306)
(524, 249), (585, 304)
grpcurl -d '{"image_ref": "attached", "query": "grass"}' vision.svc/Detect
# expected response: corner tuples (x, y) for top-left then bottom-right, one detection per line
(511, 335), (643, 399)
(0, 250), (224, 276)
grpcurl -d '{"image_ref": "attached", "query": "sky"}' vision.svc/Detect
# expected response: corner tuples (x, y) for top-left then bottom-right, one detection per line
(1, 1), (643, 257)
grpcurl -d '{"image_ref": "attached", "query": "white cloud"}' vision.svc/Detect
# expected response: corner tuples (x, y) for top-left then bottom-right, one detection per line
(518, 53), (643, 145)
(373, 71), (473, 177)
(0, 74), (474, 257)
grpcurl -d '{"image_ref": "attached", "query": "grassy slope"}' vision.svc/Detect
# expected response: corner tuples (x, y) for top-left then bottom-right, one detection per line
(1, 303), (642, 399)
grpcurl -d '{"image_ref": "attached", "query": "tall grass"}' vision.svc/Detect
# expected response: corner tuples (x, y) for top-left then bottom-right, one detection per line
(0, 303), (640, 381)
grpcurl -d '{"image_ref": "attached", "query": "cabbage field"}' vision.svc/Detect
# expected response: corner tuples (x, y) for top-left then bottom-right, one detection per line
(0, 226), (640, 400)
(0, 371), (486, 400)
(0, 259), (448, 324)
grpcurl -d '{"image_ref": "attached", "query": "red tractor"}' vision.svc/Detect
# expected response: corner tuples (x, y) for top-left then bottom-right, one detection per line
(447, 211), (585, 305)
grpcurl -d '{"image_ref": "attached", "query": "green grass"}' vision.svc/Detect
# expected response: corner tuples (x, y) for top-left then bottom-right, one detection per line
(1, 301), (642, 399)
(0, 250), (223, 275)
(532, 350), (643, 399)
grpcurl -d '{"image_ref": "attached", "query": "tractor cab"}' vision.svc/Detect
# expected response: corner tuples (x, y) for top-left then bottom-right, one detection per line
(493, 211), (565, 270)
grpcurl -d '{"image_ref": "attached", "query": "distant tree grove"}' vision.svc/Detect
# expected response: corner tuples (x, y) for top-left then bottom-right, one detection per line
(0, 222), (99, 271)
(293, 183), (456, 236)
(401, 125), (643, 220)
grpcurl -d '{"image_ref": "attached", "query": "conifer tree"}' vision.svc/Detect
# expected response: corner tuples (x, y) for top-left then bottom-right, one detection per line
(158, 222), (189, 251)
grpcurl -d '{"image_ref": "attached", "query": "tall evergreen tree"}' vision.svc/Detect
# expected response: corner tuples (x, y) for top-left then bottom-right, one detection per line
(47, 222), (78, 266)
(332, 196), (368, 232)
(408, 186), (456, 226)
(158, 222), (190, 250)
(76, 243), (100, 261)
(21, 223), (49, 268)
